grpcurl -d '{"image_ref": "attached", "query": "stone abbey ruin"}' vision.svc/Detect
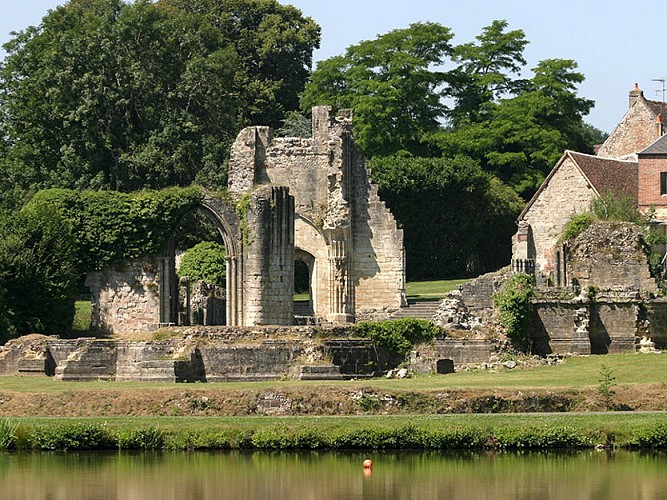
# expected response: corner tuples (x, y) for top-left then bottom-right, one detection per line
(3, 88), (667, 382)
(85, 106), (406, 333)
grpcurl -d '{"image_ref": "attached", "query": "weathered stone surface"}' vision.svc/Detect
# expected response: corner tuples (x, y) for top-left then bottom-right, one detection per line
(567, 221), (658, 294)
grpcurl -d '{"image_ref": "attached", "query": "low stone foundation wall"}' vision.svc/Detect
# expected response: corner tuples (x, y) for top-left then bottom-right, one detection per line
(529, 294), (667, 355)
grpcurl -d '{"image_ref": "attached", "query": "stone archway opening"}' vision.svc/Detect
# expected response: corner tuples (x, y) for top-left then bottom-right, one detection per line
(172, 209), (229, 326)
(158, 198), (243, 328)
(294, 249), (316, 320)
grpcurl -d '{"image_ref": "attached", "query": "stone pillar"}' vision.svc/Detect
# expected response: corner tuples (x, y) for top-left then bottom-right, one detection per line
(328, 240), (354, 323)
(242, 186), (295, 326)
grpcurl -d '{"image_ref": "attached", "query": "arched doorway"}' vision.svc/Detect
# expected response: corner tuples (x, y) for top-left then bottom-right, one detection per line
(294, 249), (316, 317)
(160, 197), (243, 327)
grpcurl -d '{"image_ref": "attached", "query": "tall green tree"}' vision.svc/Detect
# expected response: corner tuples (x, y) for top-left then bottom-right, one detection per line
(446, 19), (529, 126)
(369, 155), (524, 279)
(158, 0), (321, 128)
(301, 22), (453, 158)
(436, 59), (595, 198)
(0, 202), (79, 339)
(0, 0), (319, 208)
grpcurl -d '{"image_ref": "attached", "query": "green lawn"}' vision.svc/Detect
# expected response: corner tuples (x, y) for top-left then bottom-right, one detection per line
(293, 279), (469, 302)
(405, 279), (469, 300)
(1, 353), (664, 394)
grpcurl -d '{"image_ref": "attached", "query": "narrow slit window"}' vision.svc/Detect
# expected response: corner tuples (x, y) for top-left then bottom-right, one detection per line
(661, 172), (667, 196)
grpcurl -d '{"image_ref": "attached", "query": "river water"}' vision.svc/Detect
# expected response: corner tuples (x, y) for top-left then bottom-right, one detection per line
(1, 450), (666, 499)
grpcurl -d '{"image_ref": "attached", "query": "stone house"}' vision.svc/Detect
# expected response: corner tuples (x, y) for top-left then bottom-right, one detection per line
(512, 84), (667, 285)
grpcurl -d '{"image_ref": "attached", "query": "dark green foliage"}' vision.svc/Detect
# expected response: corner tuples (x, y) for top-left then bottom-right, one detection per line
(493, 426), (591, 450)
(31, 423), (115, 451)
(631, 423), (667, 449)
(24, 187), (203, 272)
(301, 22), (453, 158)
(0, 0), (319, 206)
(493, 273), (535, 352)
(0, 202), (79, 339)
(370, 155), (524, 279)
(178, 241), (226, 287)
(353, 318), (441, 359)
(302, 20), (596, 202)
(559, 213), (596, 244)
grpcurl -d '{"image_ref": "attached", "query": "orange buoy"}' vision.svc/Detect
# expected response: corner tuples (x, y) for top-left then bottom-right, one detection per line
(363, 459), (373, 469)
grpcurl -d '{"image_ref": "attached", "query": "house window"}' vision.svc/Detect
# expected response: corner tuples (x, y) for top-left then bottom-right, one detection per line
(662, 172), (667, 196)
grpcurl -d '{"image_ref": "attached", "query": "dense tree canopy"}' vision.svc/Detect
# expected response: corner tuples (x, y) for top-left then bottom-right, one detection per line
(302, 20), (598, 200)
(369, 155), (524, 279)
(0, 0), (319, 208)
(300, 22), (453, 158)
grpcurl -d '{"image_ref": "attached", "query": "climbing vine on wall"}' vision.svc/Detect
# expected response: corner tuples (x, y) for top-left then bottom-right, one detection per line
(23, 187), (204, 273)
(493, 273), (535, 352)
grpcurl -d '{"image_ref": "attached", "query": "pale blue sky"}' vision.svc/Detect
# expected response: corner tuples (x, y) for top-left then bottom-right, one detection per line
(0, 0), (663, 133)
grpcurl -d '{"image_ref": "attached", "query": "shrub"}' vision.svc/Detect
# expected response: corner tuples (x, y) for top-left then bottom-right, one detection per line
(492, 273), (535, 352)
(30, 423), (115, 451)
(631, 423), (667, 449)
(494, 426), (591, 449)
(353, 318), (441, 359)
(559, 212), (595, 243)
(178, 241), (226, 287)
(117, 427), (164, 450)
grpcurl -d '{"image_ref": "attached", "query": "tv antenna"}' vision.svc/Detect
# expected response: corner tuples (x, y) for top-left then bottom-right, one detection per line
(653, 78), (666, 102)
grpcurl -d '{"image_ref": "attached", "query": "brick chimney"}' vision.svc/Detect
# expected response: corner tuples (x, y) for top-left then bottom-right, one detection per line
(629, 82), (643, 108)
(657, 114), (664, 138)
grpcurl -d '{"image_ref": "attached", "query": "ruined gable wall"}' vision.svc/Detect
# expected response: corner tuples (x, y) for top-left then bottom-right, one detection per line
(597, 99), (659, 158)
(350, 153), (406, 311)
(514, 157), (596, 279)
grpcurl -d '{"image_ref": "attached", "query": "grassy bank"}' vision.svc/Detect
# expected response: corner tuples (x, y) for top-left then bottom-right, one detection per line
(2, 414), (667, 452)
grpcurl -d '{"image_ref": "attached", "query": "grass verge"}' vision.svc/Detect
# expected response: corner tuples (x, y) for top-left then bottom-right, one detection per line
(4, 414), (667, 451)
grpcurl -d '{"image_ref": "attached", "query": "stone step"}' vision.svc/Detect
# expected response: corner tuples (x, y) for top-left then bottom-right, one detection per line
(391, 299), (442, 321)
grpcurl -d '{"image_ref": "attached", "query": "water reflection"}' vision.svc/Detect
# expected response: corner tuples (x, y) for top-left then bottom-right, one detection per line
(1, 450), (666, 500)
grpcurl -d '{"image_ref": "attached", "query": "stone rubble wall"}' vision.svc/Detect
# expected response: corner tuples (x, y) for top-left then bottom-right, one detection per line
(84, 256), (163, 334)
(566, 221), (658, 294)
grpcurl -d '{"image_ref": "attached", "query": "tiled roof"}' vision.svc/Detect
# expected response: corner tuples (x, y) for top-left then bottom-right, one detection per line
(569, 151), (638, 202)
(638, 133), (667, 156)
(645, 99), (667, 118)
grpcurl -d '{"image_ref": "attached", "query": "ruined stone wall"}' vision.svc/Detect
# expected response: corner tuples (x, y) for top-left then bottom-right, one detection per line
(530, 299), (580, 355)
(597, 96), (660, 158)
(566, 221), (658, 294)
(351, 155), (406, 314)
(84, 256), (163, 333)
(229, 106), (405, 322)
(529, 297), (639, 355)
(458, 269), (511, 317)
(590, 300), (638, 353)
(641, 299), (667, 349)
(513, 156), (595, 281)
